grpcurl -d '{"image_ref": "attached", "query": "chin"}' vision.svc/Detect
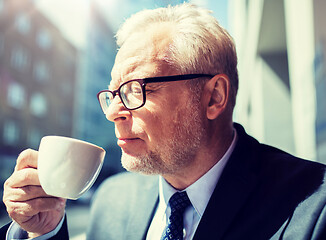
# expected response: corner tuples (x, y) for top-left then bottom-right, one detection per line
(121, 151), (163, 175)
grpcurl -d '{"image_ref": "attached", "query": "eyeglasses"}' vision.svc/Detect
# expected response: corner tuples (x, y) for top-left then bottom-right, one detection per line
(97, 74), (213, 113)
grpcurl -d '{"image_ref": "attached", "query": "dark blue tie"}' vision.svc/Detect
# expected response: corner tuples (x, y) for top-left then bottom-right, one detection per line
(161, 191), (191, 240)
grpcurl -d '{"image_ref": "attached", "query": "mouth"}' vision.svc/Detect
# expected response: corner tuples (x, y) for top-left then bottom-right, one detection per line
(117, 137), (142, 147)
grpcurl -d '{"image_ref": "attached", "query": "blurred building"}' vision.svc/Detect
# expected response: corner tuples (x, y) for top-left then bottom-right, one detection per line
(74, 1), (123, 175)
(229, 0), (326, 163)
(75, 1), (116, 148)
(0, 0), (78, 182)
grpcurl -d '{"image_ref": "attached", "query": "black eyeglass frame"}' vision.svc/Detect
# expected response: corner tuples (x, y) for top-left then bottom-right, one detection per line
(97, 74), (214, 112)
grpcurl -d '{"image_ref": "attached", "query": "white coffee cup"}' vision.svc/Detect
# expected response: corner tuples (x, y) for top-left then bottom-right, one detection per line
(38, 136), (106, 200)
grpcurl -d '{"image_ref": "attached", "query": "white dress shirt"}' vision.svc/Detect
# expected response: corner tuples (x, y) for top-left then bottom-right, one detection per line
(146, 130), (237, 240)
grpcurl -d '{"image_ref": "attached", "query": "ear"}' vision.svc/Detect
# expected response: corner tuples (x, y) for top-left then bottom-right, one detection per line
(206, 74), (230, 120)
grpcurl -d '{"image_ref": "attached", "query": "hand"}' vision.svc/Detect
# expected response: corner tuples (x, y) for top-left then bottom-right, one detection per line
(2, 149), (66, 238)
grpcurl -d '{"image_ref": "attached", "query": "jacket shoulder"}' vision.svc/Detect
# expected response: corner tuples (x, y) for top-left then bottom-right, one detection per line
(93, 172), (158, 201)
(87, 172), (158, 239)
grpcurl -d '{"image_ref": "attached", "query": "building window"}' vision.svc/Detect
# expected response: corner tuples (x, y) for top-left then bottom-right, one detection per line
(7, 82), (25, 109)
(3, 120), (20, 145)
(36, 29), (52, 50)
(33, 61), (50, 82)
(30, 92), (47, 117)
(15, 13), (31, 34)
(11, 46), (29, 71)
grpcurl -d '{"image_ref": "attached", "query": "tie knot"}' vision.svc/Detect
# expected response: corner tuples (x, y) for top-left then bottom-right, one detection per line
(169, 191), (191, 214)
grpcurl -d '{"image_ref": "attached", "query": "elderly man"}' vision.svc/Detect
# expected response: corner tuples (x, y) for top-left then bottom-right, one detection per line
(1, 3), (326, 240)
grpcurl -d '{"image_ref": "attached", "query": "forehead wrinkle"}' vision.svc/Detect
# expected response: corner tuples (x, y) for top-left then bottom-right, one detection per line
(110, 56), (141, 90)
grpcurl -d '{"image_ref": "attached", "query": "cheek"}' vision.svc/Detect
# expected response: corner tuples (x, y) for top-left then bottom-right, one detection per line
(154, 108), (189, 141)
(137, 90), (190, 143)
(146, 115), (170, 142)
(138, 110), (175, 145)
(130, 110), (165, 143)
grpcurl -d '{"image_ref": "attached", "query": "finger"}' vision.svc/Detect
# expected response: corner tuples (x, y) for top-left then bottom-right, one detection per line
(4, 185), (49, 202)
(7, 197), (66, 220)
(5, 168), (40, 188)
(10, 198), (66, 236)
(15, 149), (38, 171)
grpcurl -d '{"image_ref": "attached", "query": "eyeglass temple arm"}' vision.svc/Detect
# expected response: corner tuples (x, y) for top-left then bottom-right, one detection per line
(144, 74), (214, 83)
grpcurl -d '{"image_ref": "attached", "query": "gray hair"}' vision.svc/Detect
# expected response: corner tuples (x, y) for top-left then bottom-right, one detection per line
(116, 3), (238, 107)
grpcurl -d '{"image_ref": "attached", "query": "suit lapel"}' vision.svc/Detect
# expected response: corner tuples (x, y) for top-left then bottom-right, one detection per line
(194, 124), (260, 239)
(125, 176), (159, 240)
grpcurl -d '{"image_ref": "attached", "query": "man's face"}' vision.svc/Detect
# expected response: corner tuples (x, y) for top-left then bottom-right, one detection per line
(106, 25), (207, 176)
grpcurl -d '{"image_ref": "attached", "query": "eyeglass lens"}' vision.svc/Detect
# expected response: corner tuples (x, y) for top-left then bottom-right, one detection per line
(99, 92), (111, 113)
(120, 81), (144, 109)
(98, 80), (145, 113)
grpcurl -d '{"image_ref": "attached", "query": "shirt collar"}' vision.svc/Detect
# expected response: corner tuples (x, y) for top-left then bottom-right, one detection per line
(158, 128), (238, 218)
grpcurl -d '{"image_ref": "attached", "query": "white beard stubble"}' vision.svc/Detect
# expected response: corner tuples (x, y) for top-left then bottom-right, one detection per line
(120, 98), (205, 175)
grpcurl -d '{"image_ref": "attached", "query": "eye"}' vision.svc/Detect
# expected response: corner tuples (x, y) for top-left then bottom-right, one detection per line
(130, 83), (142, 94)
(120, 81), (144, 100)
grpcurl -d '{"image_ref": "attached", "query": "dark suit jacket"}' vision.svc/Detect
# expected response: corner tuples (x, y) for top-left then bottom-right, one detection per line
(1, 123), (326, 239)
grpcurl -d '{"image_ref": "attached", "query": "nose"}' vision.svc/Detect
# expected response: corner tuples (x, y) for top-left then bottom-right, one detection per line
(105, 96), (131, 122)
